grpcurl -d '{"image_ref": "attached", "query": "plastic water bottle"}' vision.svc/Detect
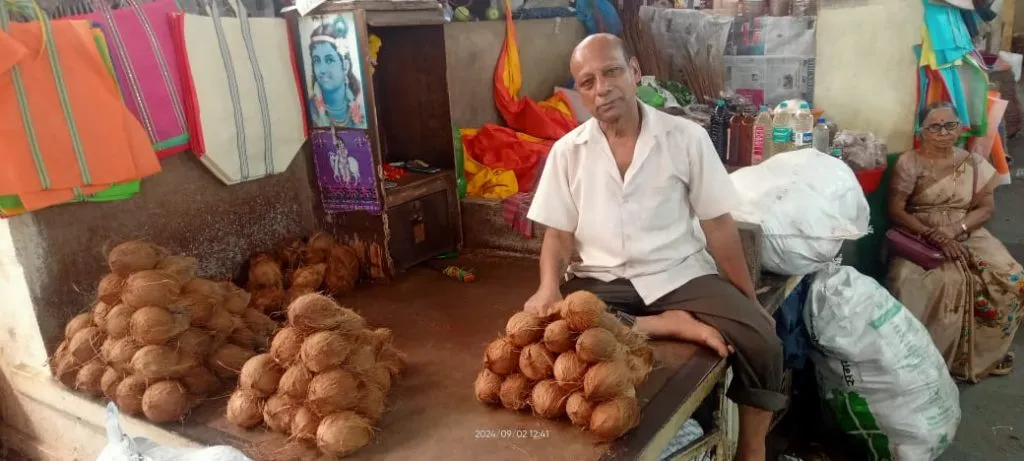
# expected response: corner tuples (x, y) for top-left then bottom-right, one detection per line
(751, 105), (772, 164)
(710, 99), (730, 161)
(771, 102), (794, 155)
(792, 102), (814, 149)
(812, 117), (830, 153)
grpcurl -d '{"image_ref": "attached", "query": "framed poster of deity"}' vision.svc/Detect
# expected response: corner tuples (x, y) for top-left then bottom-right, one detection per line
(296, 11), (369, 129)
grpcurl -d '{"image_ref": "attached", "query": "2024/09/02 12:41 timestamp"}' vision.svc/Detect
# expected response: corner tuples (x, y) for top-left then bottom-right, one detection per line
(475, 429), (551, 439)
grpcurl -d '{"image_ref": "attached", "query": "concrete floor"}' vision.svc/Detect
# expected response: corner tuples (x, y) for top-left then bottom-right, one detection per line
(939, 134), (1024, 461)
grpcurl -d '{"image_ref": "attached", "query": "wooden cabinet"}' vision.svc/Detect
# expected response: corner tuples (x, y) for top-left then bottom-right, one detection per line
(296, 3), (462, 279)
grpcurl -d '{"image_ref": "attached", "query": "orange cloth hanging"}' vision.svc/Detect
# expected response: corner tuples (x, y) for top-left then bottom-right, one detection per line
(463, 124), (553, 192)
(0, 19), (159, 209)
(493, 0), (577, 140)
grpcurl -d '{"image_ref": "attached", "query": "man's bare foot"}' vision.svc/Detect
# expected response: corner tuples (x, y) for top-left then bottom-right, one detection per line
(636, 310), (730, 357)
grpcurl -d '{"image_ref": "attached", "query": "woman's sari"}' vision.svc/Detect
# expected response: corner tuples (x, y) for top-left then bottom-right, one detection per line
(887, 150), (1024, 383)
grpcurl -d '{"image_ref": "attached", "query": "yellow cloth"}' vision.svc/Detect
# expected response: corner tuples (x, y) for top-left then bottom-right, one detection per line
(460, 128), (518, 199)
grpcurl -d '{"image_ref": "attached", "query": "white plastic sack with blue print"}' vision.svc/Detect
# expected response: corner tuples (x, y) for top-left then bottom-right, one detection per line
(96, 403), (251, 461)
(729, 149), (870, 275)
(805, 265), (960, 461)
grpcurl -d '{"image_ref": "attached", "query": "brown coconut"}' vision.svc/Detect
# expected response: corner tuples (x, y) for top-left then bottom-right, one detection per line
(561, 291), (607, 332)
(205, 307), (242, 340)
(300, 331), (353, 373)
(229, 327), (265, 351)
(290, 406), (321, 442)
(278, 364), (314, 399)
(543, 319), (575, 354)
(248, 288), (288, 315)
(242, 309), (278, 339)
(626, 354), (653, 387)
(239, 353), (284, 397)
(324, 243), (360, 295)
(583, 360), (633, 402)
(499, 373), (532, 411)
(519, 343), (555, 380)
(53, 353), (79, 388)
(74, 360), (106, 397)
(209, 344), (257, 379)
(103, 337), (142, 373)
(107, 240), (168, 276)
(122, 270), (181, 309)
(92, 301), (114, 331)
(553, 351), (589, 391)
(64, 313), (94, 341)
(226, 388), (265, 429)
(174, 328), (216, 358)
(303, 232), (336, 265)
(263, 393), (301, 433)
(566, 392), (594, 426)
(344, 342), (376, 375)
(505, 310), (545, 347)
(290, 263), (327, 292)
(97, 274), (126, 305)
(104, 304), (135, 339)
(247, 253), (283, 291)
(277, 237), (306, 271)
(368, 328), (393, 355)
(316, 412), (373, 457)
(101, 367), (123, 401)
(156, 255), (197, 283)
(142, 380), (190, 423)
(307, 368), (360, 416)
(354, 382), (387, 422)
(181, 366), (222, 396)
(220, 282), (252, 315)
(576, 328), (621, 363)
(269, 327), (304, 366)
(130, 306), (189, 345)
(114, 375), (148, 415)
(590, 396), (641, 440)
(69, 326), (105, 363)
(483, 337), (520, 376)
(288, 293), (365, 333)
(377, 345), (408, 378)
(365, 363), (392, 394)
(131, 345), (197, 380)
(474, 368), (503, 405)
(531, 379), (570, 419)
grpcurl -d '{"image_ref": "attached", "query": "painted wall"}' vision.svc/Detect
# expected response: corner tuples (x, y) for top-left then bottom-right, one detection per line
(814, 0), (924, 153)
(444, 18), (586, 129)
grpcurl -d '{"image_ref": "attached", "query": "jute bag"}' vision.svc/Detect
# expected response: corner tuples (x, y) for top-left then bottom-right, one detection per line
(172, 0), (306, 185)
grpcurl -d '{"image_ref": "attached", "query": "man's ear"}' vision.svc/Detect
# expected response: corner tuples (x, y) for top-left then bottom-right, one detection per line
(628, 56), (642, 85)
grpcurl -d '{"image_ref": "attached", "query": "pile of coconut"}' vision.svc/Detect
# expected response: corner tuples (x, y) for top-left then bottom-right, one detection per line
(49, 240), (277, 423)
(226, 293), (405, 459)
(475, 291), (654, 441)
(245, 232), (360, 318)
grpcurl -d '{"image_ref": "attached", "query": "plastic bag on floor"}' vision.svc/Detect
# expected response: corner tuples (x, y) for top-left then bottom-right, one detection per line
(96, 403), (252, 461)
(730, 149), (870, 275)
(805, 265), (960, 461)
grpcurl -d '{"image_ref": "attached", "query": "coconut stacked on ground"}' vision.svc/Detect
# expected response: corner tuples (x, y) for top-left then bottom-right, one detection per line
(226, 293), (406, 458)
(474, 291), (654, 441)
(49, 240), (277, 423)
(246, 232), (361, 318)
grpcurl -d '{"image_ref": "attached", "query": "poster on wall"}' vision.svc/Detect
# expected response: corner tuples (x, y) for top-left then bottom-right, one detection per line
(297, 12), (368, 130)
(311, 130), (381, 214)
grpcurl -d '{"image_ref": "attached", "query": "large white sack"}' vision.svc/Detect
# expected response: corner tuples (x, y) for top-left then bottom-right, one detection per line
(97, 402), (252, 461)
(805, 265), (960, 461)
(730, 149), (870, 275)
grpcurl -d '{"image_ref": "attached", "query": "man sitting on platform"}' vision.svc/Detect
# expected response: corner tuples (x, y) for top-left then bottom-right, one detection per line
(523, 34), (786, 461)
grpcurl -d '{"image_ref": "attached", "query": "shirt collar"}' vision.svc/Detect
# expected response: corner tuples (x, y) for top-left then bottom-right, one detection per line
(572, 101), (668, 145)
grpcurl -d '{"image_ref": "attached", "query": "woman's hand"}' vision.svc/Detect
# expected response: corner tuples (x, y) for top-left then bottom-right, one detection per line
(937, 239), (970, 263)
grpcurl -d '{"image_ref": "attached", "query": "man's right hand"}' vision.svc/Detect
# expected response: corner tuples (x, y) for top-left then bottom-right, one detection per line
(524, 286), (563, 317)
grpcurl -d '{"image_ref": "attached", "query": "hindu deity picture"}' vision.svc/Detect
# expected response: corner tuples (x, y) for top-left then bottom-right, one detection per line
(297, 12), (368, 129)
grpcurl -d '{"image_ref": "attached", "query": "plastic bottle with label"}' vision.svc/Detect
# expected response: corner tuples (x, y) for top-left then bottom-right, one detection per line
(771, 102), (794, 156)
(812, 117), (830, 153)
(793, 102), (814, 149)
(751, 105), (772, 164)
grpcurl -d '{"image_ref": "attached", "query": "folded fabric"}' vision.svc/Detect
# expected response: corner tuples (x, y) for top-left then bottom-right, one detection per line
(0, 7), (158, 213)
(171, 0), (306, 185)
(68, 0), (189, 157)
(461, 128), (519, 200)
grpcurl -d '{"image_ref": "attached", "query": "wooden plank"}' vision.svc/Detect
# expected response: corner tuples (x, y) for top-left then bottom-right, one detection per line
(318, 0), (441, 12)
(1002, 0), (1016, 52)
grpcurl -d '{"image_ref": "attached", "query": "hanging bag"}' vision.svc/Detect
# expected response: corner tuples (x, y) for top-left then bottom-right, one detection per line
(171, 0), (306, 185)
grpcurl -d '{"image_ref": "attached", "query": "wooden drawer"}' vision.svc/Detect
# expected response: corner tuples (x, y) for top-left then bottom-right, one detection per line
(385, 173), (461, 272)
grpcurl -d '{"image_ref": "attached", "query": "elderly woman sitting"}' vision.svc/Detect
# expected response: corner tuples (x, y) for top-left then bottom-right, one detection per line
(887, 102), (1024, 382)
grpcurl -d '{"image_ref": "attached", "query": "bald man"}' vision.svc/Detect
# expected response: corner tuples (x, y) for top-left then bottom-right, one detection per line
(523, 34), (784, 461)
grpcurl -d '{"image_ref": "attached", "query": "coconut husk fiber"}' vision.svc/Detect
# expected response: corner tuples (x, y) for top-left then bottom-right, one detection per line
(52, 240), (276, 425)
(474, 300), (653, 441)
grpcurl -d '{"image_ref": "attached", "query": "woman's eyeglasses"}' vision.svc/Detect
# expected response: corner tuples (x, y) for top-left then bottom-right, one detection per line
(922, 121), (962, 133)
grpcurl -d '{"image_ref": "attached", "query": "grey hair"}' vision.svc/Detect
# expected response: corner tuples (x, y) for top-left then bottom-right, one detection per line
(918, 101), (958, 124)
